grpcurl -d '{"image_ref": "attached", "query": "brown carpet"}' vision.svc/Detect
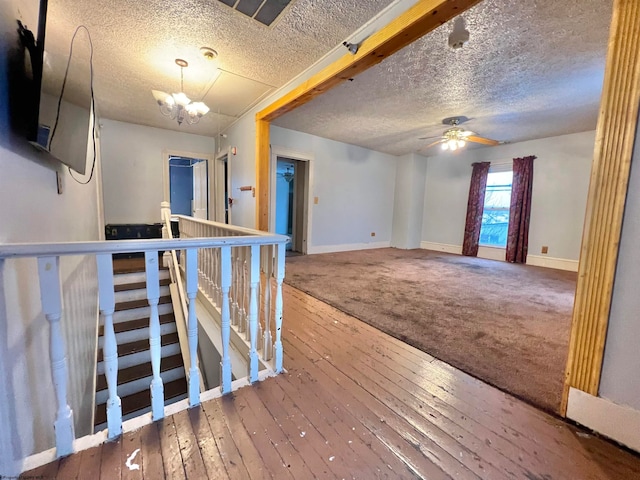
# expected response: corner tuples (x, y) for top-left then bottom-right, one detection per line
(283, 248), (577, 414)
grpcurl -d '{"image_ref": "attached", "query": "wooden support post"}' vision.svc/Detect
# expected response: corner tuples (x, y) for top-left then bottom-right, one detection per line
(37, 256), (75, 457)
(185, 248), (201, 406)
(145, 251), (164, 420)
(562, 0), (640, 414)
(96, 254), (122, 438)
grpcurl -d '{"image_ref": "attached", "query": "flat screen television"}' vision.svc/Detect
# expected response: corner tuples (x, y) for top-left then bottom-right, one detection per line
(17, 0), (92, 174)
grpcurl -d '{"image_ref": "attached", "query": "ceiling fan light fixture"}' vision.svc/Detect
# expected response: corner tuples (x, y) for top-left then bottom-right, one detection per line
(442, 142), (449, 151)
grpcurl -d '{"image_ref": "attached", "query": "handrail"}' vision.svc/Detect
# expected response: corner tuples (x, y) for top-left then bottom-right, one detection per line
(161, 208), (194, 390)
(171, 214), (274, 237)
(0, 235), (288, 259)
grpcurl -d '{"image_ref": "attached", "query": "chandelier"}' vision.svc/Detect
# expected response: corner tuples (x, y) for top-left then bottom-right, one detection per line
(441, 127), (468, 151)
(282, 167), (294, 183)
(152, 59), (210, 125)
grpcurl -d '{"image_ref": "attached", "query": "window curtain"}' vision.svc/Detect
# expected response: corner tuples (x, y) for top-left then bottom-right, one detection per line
(462, 162), (491, 256)
(506, 156), (536, 263)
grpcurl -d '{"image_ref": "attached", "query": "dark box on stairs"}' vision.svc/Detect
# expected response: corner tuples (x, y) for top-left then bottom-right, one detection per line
(105, 223), (166, 259)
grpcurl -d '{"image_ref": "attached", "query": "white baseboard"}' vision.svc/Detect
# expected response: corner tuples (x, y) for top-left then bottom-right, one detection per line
(420, 241), (462, 255)
(477, 245), (505, 261)
(308, 241), (391, 255)
(420, 242), (578, 272)
(526, 254), (579, 272)
(567, 388), (640, 453)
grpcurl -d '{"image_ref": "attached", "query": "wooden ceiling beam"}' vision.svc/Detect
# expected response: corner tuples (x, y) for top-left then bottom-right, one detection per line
(256, 0), (483, 123)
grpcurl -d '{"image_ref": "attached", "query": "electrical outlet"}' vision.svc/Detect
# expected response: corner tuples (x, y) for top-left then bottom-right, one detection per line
(541, 246), (549, 254)
(370, 232), (376, 237)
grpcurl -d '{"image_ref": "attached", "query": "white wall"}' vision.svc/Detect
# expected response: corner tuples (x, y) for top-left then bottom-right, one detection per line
(0, 1), (102, 473)
(270, 126), (396, 252)
(421, 131), (595, 266)
(599, 120), (640, 410)
(391, 153), (428, 249)
(100, 119), (216, 224)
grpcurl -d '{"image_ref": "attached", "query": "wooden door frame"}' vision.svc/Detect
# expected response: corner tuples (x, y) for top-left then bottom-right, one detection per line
(214, 148), (232, 224)
(253, 0), (640, 416)
(270, 146), (313, 254)
(162, 149), (214, 218)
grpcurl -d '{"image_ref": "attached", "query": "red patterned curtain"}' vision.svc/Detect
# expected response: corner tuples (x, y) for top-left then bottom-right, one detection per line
(506, 156), (536, 263)
(462, 162), (491, 256)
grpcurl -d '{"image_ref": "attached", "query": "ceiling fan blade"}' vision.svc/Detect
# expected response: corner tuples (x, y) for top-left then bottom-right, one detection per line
(423, 139), (444, 149)
(418, 135), (441, 140)
(460, 130), (475, 137)
(466, 135), (501, 146)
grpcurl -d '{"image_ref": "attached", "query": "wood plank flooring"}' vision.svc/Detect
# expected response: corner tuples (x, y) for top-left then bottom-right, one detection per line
(22, 285), (640, 479)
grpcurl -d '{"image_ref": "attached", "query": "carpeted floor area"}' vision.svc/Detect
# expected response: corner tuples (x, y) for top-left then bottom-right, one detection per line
(283, 248), (577, 414)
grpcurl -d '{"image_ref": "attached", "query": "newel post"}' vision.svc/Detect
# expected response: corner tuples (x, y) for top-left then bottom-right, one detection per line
(185, 248), (201, 406)
(145, 251), (165, 420)
(37, 256), (75, 457)
(247, 244), (260, 382)
(220, 246), (232, 394)
(274, 243), (285, 373)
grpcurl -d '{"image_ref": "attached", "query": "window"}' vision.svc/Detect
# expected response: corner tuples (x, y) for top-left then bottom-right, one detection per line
(479, 170), (513, 247)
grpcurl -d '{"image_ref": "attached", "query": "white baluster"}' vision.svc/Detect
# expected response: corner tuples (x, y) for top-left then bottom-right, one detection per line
(185, 248), (201, 406)
(37, 256), (75, 456)
(274, 243), (285, 373)
(214, 247), (220, 305)
(216, 249), (222, 306)
(247, 245), (260, 382)
(230, 250), (238, 326)
(262, 245), (273, 361)
(220, 246), (232, 394)
(145, 251), (164, 420)
(207, 248), (215, 301)
(239, 256), (247, 334)
(96, 254), (122, 438)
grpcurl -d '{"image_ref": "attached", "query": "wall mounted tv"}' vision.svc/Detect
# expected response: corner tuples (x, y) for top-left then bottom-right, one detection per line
(18, 0), (92, 174)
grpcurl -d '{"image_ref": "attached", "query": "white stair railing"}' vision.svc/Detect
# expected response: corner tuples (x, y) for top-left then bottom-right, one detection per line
(176, 214), (287, 376)
(0, 227), (287, 461)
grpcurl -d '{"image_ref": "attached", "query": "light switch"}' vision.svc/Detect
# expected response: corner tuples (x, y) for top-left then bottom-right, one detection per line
(314, 196), (319, 204)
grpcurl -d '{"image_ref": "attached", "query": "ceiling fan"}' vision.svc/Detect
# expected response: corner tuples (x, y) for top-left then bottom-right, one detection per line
(419, 116), (502, 151)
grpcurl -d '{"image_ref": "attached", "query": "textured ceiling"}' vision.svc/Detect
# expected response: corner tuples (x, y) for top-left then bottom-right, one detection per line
(273, 0), (613, 156)
(33, 0), (394, 136)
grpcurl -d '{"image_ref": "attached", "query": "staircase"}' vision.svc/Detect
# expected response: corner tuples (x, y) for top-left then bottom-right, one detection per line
(94, 256), (188, 432)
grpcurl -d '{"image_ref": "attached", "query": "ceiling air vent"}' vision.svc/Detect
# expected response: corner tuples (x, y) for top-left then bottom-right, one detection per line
(217, 0), (294, 27)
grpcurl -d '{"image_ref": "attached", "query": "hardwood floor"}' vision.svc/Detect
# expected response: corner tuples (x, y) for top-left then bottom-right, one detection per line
(23, 285), (640, 479)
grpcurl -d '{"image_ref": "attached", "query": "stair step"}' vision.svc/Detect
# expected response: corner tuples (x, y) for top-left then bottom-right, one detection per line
(115, 295), (171, 312)
(112, 303), (173, 325)
(114, 269), (170, 286)
(114, 278), (171, 292)
(96, 353), (184, 392)
(94, 377), (187, 427)
(98, 319), (177, 349)
(95, 365), (186, 405)
(99, 313), (175, 336)
(97, 332), (179, 362)
(115, 285), (170, 304)
(97, 342), (181, 374)
(95, 392), (187, 433)
(113, 256), (169, 275)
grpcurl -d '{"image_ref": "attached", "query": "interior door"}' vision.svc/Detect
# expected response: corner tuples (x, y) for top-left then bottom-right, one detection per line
(192, 160), (208, 219)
